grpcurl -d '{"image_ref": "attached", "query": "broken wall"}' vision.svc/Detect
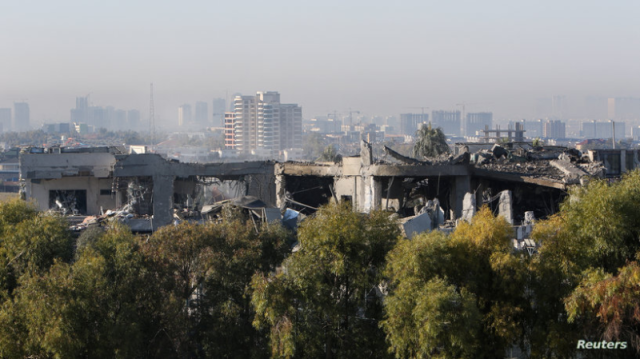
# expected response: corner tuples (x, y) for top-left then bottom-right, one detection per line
(26, 177), (117, 214)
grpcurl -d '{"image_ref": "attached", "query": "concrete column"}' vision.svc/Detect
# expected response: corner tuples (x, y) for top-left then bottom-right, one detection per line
(498, 190), (513, 225)
(621, 150), (627, 173)
(372, 176), (383, 212)
(363, 176), (383, 213)
(152, 175), (174, 230)
(275, 174), (286, 209)
(451, 175), (471, 219)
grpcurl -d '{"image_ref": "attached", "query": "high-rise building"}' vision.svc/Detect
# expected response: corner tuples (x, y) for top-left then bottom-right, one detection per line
(212, 98), (226, 127)
(90, 106), (106, 129)
(525, 119), (544, 138)
(195, 101), (208, 126)
(127, 109), (141, 130)
(0, 108), (11, 132)
(71, 96), (90, 125)
(225, 91), (302, 155)
(14, 102), (30, 131)
(582, 120), (625, 139)
(432, 110), (460, 136)
(465, 112), (492, 136)
(552, 95), (567, 118)
(224, 112), (236, 149)
(178, 104), (192, 127)
(399, 113), (428, 136)
(607, 97), (640, 120)
(542, 120), (566, 139)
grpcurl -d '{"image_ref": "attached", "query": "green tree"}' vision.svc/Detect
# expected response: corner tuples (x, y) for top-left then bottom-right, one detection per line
(0, 199), (73, 297)
(317, 144), (342, 162)
(144, 220), (291, 358)
(382, 207), (529, 359)
(412, 124), (450, 159)
(529, 171), (640, 354)
(252, 202), (400, 358)
(0, 223), (159, 358)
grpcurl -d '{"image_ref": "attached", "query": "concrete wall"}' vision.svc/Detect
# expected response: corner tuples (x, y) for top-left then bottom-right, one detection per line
(26, 177), (116, 214)
(21, 153), (115, 179)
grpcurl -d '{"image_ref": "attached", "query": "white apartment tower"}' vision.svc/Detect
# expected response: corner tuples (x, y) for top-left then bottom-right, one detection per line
(227, 92), (302, 155)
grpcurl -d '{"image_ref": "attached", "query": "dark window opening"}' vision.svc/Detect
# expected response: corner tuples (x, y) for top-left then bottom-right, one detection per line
(49, 190), (87, 215)
(100, 189), (112, 195)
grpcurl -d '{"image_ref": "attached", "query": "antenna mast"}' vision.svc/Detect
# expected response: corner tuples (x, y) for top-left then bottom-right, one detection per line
(149, 83), (155, 146)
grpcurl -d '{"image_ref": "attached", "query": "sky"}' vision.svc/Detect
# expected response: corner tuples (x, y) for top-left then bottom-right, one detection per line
(1, 0), (639, 127)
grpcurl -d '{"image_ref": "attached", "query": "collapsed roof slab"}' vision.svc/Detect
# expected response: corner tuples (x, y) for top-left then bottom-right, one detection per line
(114, 154), (273, 179)
(472, 168), (567, 190)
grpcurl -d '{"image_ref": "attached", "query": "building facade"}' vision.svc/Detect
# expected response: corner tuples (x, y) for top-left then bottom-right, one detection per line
(178, 104), (192, 127)
(225, 92), (302, 155)
(542, 120), (566, 139)
(465, 112), (492, 136)
(0, 108), (11, 132)
(432, 110), (461, 136)
(14, 102), (30, 131)
(399, 113), (429, 136)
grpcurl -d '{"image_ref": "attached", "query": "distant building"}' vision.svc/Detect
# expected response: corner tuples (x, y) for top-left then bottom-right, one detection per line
(309, 117), (342, 134)
(212, 98), (226, 127)
(71, 96), (90, 125)
(581, 120), (625, 139)
(432, 110), (461, 136)
(90, 107), (108, 129)
(525, 119), (543, 138)
(0, 108), (11, 132)
(127, 109), (141, 130)
(399, 113), (428, 136)
(114, 109), (127, 130)
(225, 91), (302, 155)
(552, 95), (567, 118)
(465, 112), (492, 136)
(195, 101), (208, 126)
(632, 126), (640, 141)
(42, 123), (71, 134)
(14, 102), (29, 131)
(224, 112), (235, 149)
(542, 120), (566, 139)
(178, 104), (192, 127)
(607, 97), (640, 120)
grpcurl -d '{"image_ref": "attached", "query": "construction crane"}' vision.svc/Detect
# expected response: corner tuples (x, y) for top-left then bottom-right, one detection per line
(406, 106), (429, 115)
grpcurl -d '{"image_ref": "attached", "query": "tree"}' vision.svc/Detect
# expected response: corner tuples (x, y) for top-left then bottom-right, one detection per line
(382, 207), (530, 359)
(317, 144), (342, 162)
(252, 202), (400, 358)
(0, 223), (159, 358)
(504, 170), (640, 358)
(412, 123), (450, 159)
(0, 199), (73, 297)
(143, 219), (291, 358)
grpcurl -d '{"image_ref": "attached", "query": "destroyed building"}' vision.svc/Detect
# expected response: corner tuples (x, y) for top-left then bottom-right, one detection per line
(19, 141), (607, 238)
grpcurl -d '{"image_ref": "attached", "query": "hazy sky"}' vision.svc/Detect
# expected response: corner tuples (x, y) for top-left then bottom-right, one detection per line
(1, 0), (639, 126)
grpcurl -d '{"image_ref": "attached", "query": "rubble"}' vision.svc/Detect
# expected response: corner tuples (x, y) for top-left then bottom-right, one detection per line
(19, 141), (613, 244)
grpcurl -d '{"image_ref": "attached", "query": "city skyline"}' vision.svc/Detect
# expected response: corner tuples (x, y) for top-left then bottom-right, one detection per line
(2, 1), (639, 124)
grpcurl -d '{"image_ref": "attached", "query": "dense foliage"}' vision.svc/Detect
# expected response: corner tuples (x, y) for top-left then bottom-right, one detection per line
(252, 202), (400, 358)
(412, 124), (450, 159)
